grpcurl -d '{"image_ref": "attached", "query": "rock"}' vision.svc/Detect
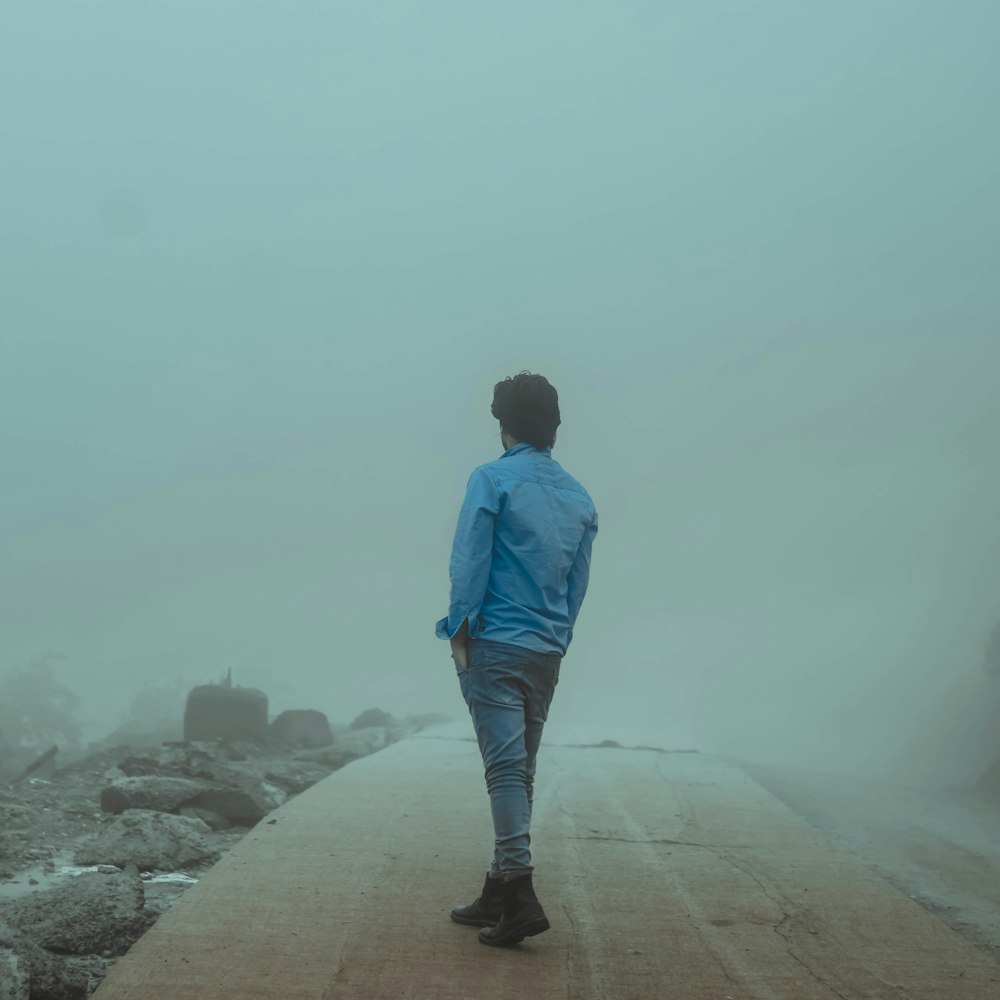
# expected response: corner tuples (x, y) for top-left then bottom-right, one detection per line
(184, 685), (268, 743)
(296, 728), (386, 769)
(0, 870), (152, 958)
(74, 810), (217, 870)
(99, 766), (287, 825)
(182, 781), (285, 825)
(270, 709), (333, 749)
(178, 806), (231, 830)
(350, 707), (394, 730)
(94, 742), (296, 825)
(160, 752), (289, 822)
(9, 943), (109, 1000)
(117, 754), (165, 777)
(259, 759), (334, 795)
(38, 954), (111, 1000)
(0, 946), (29, 1000)
(100, 775), (212, 815)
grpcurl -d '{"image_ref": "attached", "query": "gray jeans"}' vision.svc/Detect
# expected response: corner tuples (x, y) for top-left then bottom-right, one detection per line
(458, 638), (561, 879)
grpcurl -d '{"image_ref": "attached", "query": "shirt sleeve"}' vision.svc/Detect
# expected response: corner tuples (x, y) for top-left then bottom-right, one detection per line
(435, 467), (502, 640)
(566, 510), (598, 627)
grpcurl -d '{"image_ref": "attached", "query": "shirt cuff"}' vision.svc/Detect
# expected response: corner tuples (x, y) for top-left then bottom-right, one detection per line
(435, 612), (471, 640)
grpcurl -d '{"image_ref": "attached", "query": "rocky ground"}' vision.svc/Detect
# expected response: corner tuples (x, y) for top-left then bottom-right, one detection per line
(0, 721), (421, 1000)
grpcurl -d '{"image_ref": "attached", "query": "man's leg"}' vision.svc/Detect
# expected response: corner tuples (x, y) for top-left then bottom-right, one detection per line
(523, 651), (561, 827)
(459, 640), (560, 946)
(460, 640), (535, 878)
(451, 641), (519, 927)
(461, 642), (561, 876)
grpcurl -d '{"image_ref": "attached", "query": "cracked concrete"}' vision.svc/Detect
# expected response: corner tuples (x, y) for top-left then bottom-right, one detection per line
(91, 734), (999, 999)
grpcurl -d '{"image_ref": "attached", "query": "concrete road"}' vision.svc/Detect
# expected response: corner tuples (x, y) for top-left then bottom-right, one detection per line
(92, 733), (999, 999)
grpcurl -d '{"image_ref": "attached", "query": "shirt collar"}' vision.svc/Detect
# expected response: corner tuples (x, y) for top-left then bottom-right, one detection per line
(501, 442), (550, 458)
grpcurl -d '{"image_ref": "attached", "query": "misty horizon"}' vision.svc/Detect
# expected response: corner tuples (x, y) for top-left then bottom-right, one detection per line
(3, 1), (999, 787)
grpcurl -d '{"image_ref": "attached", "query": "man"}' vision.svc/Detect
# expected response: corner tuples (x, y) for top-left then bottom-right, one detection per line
(436, 371), (598, 947)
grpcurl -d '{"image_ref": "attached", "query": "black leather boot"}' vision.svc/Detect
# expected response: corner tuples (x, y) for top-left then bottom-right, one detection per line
(450, 874), (505, 927)
(478, 873), (550, 946)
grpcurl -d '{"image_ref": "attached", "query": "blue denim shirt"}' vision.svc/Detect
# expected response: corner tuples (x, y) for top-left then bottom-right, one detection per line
(436, 442), (598, 654)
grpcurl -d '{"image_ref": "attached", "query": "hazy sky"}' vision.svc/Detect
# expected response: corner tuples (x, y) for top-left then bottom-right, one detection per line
(3, 1), (999, 780)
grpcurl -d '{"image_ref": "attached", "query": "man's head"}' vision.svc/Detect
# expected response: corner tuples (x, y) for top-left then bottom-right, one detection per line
(491, 371), (561, 450)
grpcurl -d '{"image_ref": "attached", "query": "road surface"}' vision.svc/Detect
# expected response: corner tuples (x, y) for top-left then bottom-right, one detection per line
(92, 732), (999, 999)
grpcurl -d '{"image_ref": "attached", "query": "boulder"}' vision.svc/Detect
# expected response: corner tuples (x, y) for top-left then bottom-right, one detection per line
(270, 709), (332, 749)
(100, 776), (212, 815)
(30, 953), (110, 1000)
(184, 684), (268, 744)
(99, 767), (285, 825)
(157, 753), (288, 822)
(350, 707), (394, 730)
(182, 781), (285, 825)
(75, 810), (217, 870)
(0, 870), (151, 958)
(0, 930), (109, 1000)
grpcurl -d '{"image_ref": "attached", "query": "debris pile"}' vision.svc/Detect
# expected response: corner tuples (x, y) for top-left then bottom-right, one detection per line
(0, 707), (444, 999)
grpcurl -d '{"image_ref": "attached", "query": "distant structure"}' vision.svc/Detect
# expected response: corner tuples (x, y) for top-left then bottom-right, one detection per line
(184, 682), (268, 743)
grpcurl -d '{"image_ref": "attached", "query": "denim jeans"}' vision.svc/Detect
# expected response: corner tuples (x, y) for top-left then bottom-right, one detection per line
(457, 638), (561, 880)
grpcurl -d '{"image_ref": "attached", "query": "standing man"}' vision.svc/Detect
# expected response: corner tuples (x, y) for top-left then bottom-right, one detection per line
(437, 371), (598, 947)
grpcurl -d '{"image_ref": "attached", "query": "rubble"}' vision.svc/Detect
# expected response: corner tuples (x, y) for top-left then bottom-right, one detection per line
(0, 709), (440, 998)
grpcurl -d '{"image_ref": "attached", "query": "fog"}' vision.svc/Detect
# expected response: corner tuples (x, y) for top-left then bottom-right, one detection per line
(3, 1), (999, 785)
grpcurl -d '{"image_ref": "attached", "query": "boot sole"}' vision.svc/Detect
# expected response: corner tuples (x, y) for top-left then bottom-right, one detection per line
(450, 911), (499, 927)
(478, 916), (550, 947)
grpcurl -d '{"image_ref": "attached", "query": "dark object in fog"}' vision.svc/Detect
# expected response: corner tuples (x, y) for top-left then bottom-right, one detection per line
(270, 709), (333, 748)
(183, 684), (268, 743)
(350, 707), (394, 731)
(11, 744), (58, 784)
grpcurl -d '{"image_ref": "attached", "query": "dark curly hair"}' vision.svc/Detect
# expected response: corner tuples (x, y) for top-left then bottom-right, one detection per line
(491, 372), (561, 449)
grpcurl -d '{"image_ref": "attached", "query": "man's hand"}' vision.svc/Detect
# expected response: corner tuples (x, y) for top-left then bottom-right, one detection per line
(450, 620), (470, 669)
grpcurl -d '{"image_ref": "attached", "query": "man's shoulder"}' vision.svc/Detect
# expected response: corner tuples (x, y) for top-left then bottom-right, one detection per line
(481, 451), (594, 508)
(555, 467), (596, 512)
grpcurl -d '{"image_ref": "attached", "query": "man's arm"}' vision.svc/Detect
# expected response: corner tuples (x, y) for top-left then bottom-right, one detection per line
(566, 511), (598, 627)
(436, 467), (501, 665)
